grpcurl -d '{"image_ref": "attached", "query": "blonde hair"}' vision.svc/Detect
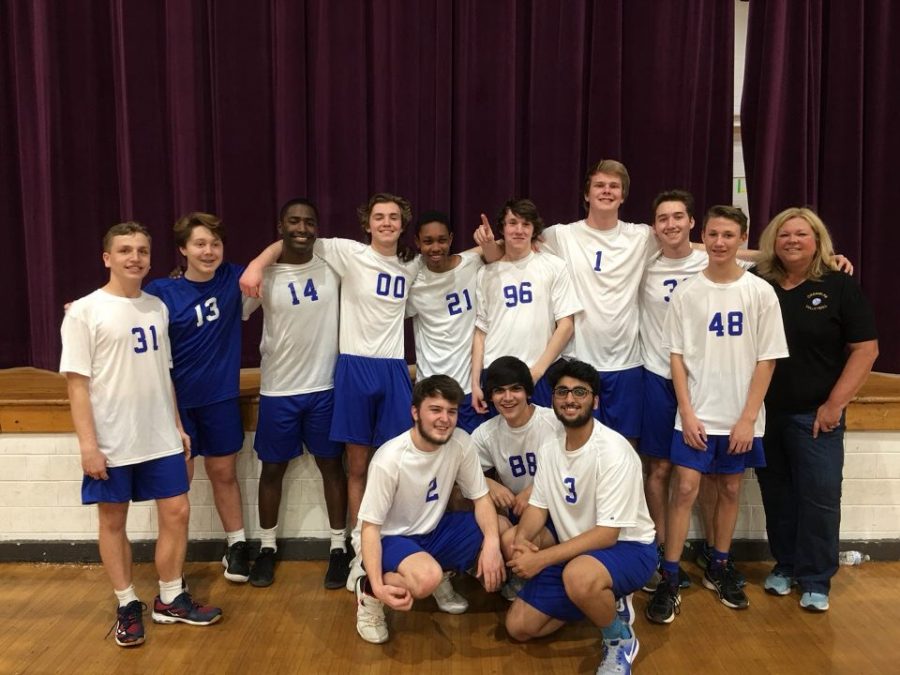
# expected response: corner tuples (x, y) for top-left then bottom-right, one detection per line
(756, 207), (838, 283)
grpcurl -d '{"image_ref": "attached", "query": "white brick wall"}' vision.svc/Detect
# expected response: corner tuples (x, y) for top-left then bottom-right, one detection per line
(1, 431), (898, 543)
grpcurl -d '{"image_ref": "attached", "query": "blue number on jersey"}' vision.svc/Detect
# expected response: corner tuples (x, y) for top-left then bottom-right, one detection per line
(563, 476), (577, 504)
(132, 325), (159, 354)
(508, 452), (537, 478)
(193, 297), (221, 326)
(426, 477), (439, 502)
(594, 250), (603, 272)
(376, 272), (406, 298)
(708, 310), (744, 337)
(663, 278), (678, 302)
(288, 279), (319, 305)
(502, 281), (533, 307)
(446, 288), (474, 316)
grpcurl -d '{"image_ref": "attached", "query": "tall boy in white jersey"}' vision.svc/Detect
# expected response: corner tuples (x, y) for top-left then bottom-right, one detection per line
(242, 198), (348, 589)
(407, 210), (487, 433)
(472, 357), (560, 560)
(354, 375), (506, 644)
(540, 159), (658, 442)
(504, 360), (656, 675)
(647, 206), (788, 624)
(471, 198), (581, 412)
(60, 222), (221, 648)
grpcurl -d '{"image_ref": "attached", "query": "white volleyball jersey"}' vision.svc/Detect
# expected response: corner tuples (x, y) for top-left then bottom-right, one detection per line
(471, 405), (562, 495)
(59, 289), (183, 467)
(475, 251), (582, 369)
(542, 220), (657, 371)
(662, 271), (789, 436)
(529, 420), (656, 544)
(406, 251), (482, 392)
(641, 253), (755, 378)
(358, 428), (489, 537)
(314, 238), (422, 358)
(242, 257), (339, 396)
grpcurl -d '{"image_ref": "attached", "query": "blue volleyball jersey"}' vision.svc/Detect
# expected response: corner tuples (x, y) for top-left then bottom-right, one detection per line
(144, 262), (244, 408)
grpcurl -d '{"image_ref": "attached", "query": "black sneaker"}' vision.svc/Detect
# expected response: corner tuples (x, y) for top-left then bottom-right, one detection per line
(250, 547), (276, 587)
(677, 565), (692, 589)
(324, 548), (350, 589)
(645, 577), (681, 624)
(703, 563), (749, 609)
(697, 543), (746, 588)
(222, 541), (250, 583)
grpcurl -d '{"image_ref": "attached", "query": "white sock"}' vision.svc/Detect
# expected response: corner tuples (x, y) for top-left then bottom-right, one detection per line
(114, 584), (139, 607)
(159, 578), (183, 604)
(330, 528), (346, 552)
(226, 528), (246, 547)
(259, 525), (278, 552)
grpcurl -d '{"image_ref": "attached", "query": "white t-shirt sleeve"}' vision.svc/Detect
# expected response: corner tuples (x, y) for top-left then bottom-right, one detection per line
(455, 436), (490, 500)
(474, 267), (489, 333)
(549, 259), (583, 321)
(541, 225), (561, 256)
(313, 238), (352, 276)
(242, 295), (261, 320)
(662, 291), (685, 355)
(357, 460), (398, 526)
(59, 309), (93, 377)
(528, 446), (551, 509)
(594, 446), (644, 528)
(471, 425), (495, 472)
(755, 283), (790, 361)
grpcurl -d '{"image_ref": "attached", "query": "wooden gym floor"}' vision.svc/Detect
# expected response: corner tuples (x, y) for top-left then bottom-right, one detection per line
(1, 558), (898, 674)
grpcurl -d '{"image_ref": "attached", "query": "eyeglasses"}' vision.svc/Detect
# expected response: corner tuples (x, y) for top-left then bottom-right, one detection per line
(552, 386), (593, 400)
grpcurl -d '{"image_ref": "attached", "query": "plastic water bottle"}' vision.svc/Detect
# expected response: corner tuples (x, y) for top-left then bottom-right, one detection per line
(838, 551), (870, 566)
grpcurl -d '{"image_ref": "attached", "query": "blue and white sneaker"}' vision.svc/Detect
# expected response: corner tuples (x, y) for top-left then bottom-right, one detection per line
(800, 592), (829, 612)
(615, 593), (635, 626)
(764, 571), (794, 596)
(596, 633), (639, 674)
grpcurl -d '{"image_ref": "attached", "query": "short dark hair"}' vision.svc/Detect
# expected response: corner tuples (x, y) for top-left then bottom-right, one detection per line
(173, 212), (224, 248)
(496, 198), (544, 239)
(415, 210), (451, 235)
(483, 356), (535, 397)
(278, 197), (319, 223)
(652, 189), (695, 221)
(703, 205), (748, 235)
(546, 359), (600, 394)
(103, 222), (151, 251)
(412, 375), (464, 408)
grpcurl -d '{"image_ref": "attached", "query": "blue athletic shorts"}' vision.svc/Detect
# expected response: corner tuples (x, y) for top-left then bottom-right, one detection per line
(81, 452), (189, 504)
(639, 370), (676, 459)
(457, 392), (489, 434)
(180, 397), (244, 458)
(595, 366), (643, 438)
(379, 512), (484, 574)
(255, 390), (343, 462)
(531, 359), (567, 409)
(670, 433), (766, 474)
(517, 540), (657, 621)
(330, 354), (412, 447)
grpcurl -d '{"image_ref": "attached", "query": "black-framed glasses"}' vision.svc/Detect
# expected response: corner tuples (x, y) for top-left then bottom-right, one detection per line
(552, 386), (593, 400)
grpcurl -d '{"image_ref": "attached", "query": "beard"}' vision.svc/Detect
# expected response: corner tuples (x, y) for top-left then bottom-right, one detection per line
(416, 419), (453, 446)
(555, 406), (593, 429)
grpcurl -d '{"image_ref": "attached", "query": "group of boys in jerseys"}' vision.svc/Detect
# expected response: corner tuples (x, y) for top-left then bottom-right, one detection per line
(62, 158), (790, 674)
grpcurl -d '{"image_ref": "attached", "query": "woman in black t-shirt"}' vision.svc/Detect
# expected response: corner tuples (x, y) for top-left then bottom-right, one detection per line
(754, 207), (878, 613)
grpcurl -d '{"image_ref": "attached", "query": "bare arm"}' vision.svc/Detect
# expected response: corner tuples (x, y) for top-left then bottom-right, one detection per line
(509, 521), (620, 579)
(671, 352), (706, 451)
(473, 493), (506, 591)
(472, 214), (503, 263)
(67, 373), (107, 480)
(361, 520), (413, 610)
(530, 315), (574, 383)
(814, 340), (878, 437)
(729, 359), (776, 453)
(239, 240), (283, 297)
(471, 328), (488, 413)
(171, 384), (191, 458)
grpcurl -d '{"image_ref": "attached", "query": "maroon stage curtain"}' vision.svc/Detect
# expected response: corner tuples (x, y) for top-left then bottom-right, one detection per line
(1, 0), (733, 369)
(741, 0), (900, 372)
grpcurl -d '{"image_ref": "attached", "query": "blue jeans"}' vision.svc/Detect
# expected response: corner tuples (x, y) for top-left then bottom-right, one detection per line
(757, 412), (844, 594)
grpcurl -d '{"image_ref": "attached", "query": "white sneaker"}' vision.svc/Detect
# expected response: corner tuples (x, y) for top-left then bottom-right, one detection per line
(346, 554), (364, 592)
(355, 576), (389, 644)
(615, 593), (635, 626)
(596, 633), (639, 674)
(432, 572), (468, 614)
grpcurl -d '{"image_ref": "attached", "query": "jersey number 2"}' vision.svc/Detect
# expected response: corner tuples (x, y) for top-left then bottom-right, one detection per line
(426, 478), (439, 502)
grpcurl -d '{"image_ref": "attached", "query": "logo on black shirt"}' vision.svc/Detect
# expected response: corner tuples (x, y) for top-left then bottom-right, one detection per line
(805, 291), (828, 311)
